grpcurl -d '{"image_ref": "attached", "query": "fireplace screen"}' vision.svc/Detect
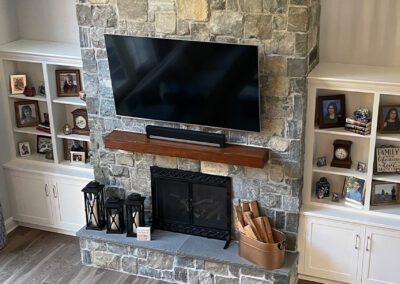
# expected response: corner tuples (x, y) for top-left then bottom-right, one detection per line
(151, 166), (231, 248)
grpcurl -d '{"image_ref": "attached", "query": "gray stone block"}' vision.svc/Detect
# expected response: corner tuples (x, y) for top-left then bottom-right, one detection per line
(174, 267), (188, 282)
(240, 267), (266, 278)
(130, 247), (147, 259)
(263, 0), (288, 14)
(209, 11), (243, 37)
(286, 213), (299, 233)
(211, 0), (226, 10)
(90, 28), (106, 48)
(295, 33), (308, 57)
(215, 275), (239, 284)
(87, 239), (107, 251)
(177, 21), (190, 35)
(282, 196), (300, 213)
(260, 182), (291, 196)
(92, 5), (117, 28)
(107, 243), (129, 255)
(100, 98), (116, 116)
(118, 0), (148, 21)
(127, 21), (155, 36)
(188, 270), (214, 284)
(115, 153), (134, 167)
(147, 251), (174, 270)
(244, 14), (272, 40)
(190, 23), (212, 41)
(226, 0), (239, 11)
(121, 256), (138, 274)
(239, 0), (262, 13)
(232, 177), (260, 201)
(162, 270), (174, 281)
(275, 210), (286, 229)
(81, 250), (92, 265)
(240, 276), (270, 284)
(273, 14), (287, 30)
(287, 57), (307, 77)
(79, 27), (91, 48)
(272, 31), (295, 55)
(175, 256), (194, 268)
(177, 158), (200, 172)
(259, 193), (282, 209)
(76, 4), (92, 26)
(155, 12), (177, 34)
(93, 251), (121, 270)
(288, 6), (309, 32)
(205, 261), (230, 275)
(138, 266), (161, 278)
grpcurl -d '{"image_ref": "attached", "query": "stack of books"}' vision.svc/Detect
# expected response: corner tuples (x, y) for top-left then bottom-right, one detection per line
(36, 122), (51, 134)
(345, 118), (371, 135)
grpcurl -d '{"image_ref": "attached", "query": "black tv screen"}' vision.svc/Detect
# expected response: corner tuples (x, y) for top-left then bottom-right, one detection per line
(105, 35), (260, 132)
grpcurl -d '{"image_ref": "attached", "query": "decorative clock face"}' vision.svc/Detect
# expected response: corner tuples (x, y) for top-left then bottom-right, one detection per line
(75, 116), (87, 129)
(335, 148), (348, 160)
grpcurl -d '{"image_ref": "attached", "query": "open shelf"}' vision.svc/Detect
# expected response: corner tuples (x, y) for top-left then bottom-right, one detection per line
(8, 94), (47, 102)
(370, 204), (400, 217)
(104, 130), (269, 168)
(53, 96), (86, 106)
(373, 174), (400, 183)
(313, 165), (368, 180)
(57, 132), (90, 142)
(14, 127), (51, 137)
(310, 196), (364, 211)
(376, 133), (400, 142)
(59, 160), (93, 170)
(315, 127), (371, 139)
(16, 153), (54, 164)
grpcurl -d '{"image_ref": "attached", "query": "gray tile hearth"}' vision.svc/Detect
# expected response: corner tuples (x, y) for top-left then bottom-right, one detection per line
(78, 227), (297, 283)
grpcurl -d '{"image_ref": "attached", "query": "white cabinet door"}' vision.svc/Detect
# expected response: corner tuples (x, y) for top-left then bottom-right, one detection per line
(362, 227), (400, 284)
(304, 217), (362, 283)
(6, 170), (54, 226)
(51, 176), (88, 232)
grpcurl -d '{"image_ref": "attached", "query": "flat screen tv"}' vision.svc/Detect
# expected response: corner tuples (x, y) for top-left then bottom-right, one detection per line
(105, 35), (260, 132)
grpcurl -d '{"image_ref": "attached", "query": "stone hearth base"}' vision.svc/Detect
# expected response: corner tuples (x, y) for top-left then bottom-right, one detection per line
(77, 228), (297, 284)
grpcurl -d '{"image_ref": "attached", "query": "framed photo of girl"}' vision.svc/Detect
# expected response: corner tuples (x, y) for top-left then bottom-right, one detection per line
(317, 95), (346, 129)
(56, 70), (82, 97)
(379, 106), (400, 133)
(14, 101), (40, 128)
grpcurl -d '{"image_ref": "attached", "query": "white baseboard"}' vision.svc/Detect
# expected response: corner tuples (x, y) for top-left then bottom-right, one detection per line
(299, 274), (346, 284)
(15, 221), (77, 236)
(5, 217), (18, 234)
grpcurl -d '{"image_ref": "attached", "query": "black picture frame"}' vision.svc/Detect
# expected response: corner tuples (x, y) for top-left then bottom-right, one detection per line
(317, 95), (346, 129)
(378, 105), (400, 133)
(37, 135), (52, 154)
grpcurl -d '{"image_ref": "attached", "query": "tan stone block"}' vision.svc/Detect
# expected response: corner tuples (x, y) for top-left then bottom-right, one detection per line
(90, 0), (109, 3)
(155, 12), (177, 34)
(177, 0), (209, 21)
(268, 136), (289, 152)
(155, 155), (178, 168)
(269, 163), (284, 182)
(201, 161), (229, 176)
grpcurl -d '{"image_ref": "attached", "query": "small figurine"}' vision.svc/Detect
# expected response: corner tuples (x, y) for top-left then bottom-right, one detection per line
(332, 193), (340, 202)
(63, 123), (72, 135)
(38, 84), (46, 96)
(316, 177), (330, 198)
(353, 108), (371, 124)
(317, 188), (325, 199)
(316, 156), (327, 167)
(79, 91), (86, 101)
(23, 86), (36, 97)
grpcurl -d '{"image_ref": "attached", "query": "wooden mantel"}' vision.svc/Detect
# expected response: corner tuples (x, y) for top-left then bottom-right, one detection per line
(104, 130), (269, 168)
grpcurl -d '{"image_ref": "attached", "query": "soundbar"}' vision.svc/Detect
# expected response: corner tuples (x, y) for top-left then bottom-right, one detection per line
(146, 125), (225, 148)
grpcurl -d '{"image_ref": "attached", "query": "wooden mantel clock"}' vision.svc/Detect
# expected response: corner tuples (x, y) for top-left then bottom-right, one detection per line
(71, 108), (89, 136)
(331, 139), (352, 168)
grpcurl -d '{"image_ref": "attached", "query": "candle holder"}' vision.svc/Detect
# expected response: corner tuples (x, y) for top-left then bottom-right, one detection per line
(105, 197), (125, 234)
(125, 193), (146, 237)
(82, 181), (105, 230)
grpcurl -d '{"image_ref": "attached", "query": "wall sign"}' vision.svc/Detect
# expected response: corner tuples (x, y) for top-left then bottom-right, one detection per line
(376, 147), (400, 173)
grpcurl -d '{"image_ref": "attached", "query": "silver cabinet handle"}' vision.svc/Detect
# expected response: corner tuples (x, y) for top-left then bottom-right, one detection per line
(52, 185), (58, 198)
(366, 236), (371, 251)
(44, 184), (49, 197)
(355, 234), (360, 250)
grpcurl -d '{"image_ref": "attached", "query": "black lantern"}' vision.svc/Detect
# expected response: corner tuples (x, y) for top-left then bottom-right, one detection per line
(105, 197), (125, 234)
(125, 193), (146, 237)
(82, 181), (105, 230)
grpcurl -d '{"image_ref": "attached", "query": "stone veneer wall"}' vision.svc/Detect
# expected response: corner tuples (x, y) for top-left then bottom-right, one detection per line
(76, 0), (320, 251)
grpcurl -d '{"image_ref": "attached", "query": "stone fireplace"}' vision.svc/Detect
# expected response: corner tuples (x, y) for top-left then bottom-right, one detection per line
(76, 0), (320, 282)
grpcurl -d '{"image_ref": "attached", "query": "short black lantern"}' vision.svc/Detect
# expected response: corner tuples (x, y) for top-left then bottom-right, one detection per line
(105, 196), (125, 234)
(82, 181), (105, 230)
(125, 193), (146, 237)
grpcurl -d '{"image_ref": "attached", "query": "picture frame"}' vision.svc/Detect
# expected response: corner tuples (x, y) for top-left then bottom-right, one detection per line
(63, 139), (88, 161)
(18, 142), (31, 157)
(70, 151), (86, 164)
(10, 74), (27, 94)
(342, 176), (365, 205)
(356, 161), (367, 173)
(37, 136), (52, 154)
(378, 106), (400, 133)
(56, 70), (81, 97)
(375, 146), (400, 173)
(14, 101), (40, 128)
(371, 182), (399, 205)
(316, 156), (327, 167)
(317, 95), (346, 129)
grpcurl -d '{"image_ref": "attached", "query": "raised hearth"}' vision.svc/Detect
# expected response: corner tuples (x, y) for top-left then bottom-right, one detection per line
(104, 130), (269, 168)
(77, 228), (298, 283)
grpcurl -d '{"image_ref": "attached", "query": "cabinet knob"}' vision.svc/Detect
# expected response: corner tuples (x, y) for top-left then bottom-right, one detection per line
(44, 184), (49, 197)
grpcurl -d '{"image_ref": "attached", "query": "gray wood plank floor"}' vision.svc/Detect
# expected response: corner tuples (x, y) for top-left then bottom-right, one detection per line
(0, 227), (165, 284)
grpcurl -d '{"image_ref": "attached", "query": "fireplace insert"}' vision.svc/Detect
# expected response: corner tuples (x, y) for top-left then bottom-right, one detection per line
(151, 166), (232, 248)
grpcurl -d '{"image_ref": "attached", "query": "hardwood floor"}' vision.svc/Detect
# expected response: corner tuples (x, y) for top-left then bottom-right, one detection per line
(0, 227), (164, 284)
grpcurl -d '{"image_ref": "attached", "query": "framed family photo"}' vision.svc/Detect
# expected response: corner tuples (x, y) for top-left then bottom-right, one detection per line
(56, 70), (81, 97)
(18, 142), (31, 157)
(317, 95), (346, 129)
(14, 101), (40, 128)
(379, 106), (400, 133)
(37, 136), (52, 154)
(342, 176), (365, 205)
(10, 74), (27, 94)
(70, 151), (86, 164)
(63, 139), (88, 161)
(371, 182), (399, 205)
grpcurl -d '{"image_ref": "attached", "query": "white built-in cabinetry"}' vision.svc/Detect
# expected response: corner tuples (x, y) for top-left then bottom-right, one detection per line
(299, 63), (400, 284)
(0, 40), (94, 234)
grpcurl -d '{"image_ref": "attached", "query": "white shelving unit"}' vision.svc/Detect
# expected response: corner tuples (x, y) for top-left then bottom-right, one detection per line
(0, 39), (92, 172)
(299, 63), (400, 284)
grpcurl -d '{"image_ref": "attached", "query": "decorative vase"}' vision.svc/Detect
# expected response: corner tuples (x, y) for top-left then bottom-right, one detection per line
(63, 124), (72, 135)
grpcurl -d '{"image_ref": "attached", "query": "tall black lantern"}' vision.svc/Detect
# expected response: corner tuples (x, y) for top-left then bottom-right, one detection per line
(82, 181), (105, 230)
(105, 197), (125, 234)
(125, 193), (146, 237)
